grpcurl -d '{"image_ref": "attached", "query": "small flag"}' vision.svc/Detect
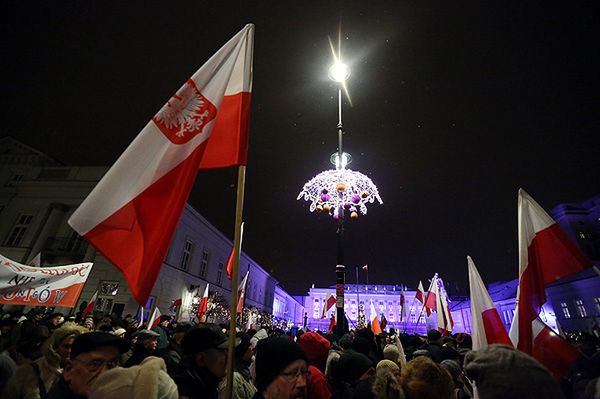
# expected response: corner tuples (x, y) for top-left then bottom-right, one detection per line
(321, 294), (337, 319)
(82, 291), (98, 319)
(197, 284), (210, 323)
(424, 276), (437, 316)
(226, 222), (245, 280)
(148, 307), (162, 329)
(369, 299), (382, 335)
(328, 314), (336, 333)
(416, 281), (425, 304)
(237, 271), (249, 313)
(137, 306), (145, 328)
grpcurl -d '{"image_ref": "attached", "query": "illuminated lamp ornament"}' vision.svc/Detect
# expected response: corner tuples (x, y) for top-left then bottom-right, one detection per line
(316, 205), (323, 212)
(343, 203), (352, 210)
(336, 182), (346, 192)
(297, 169), (383, 216)
(350, 212), (359, 219)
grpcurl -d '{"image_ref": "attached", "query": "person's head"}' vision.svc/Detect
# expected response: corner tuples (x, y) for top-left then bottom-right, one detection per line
(463, 344), (564, 399)
(333, 349), (375, 386)
(377, 359), (401, 381)
(172, 323), (191, 346)
(63, 332), (130, 397)
(235, 332), (253, 363)
(135, 330), (160, 350)
(159, 315), (171, 328)
(254, 336), (309, 399)
(297, 331), (331, 371)
(400, 356), (454, 399)
(383, 343), (401, 364)
(48, 313), (64, 326)
(427, 330), (443, 346)
(181, 325), (237, 379)
(46, 322), (88, 367)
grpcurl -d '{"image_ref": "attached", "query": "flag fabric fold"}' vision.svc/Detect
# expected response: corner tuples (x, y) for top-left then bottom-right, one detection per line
(468, 256), (511, 350)
(433, 278), (453, 334)
(369, 299), (382, 335)
(68, 24), (255, 304)
(137, 306), (145, 328)
(509, 189), (591, 354)
(424, 276), (437, 316)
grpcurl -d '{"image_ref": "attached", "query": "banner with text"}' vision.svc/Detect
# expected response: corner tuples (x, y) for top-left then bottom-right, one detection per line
(0, 254), (93, 307)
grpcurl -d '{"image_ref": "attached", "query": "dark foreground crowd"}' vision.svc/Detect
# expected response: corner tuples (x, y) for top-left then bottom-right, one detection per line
(0, 309), (599, 399)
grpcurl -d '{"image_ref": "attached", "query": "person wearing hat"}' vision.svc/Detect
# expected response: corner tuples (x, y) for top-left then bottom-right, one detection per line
(152, 315), (171, 350)
(252, 336), (309, 399)
(425, 329), (444, 363)
(158, 323), (191, 375)
(296, 331), (333, 399)
(171, 324), (239, 399)
(124, 329), (160, 367)
(330, 349), (375, 399)
(217, 332), (257, 399)
(45, 331), (130, 399)
(2, 322), (88, 399)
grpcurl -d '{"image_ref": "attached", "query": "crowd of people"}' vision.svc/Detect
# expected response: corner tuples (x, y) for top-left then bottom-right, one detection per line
(0, 308), (598, 399)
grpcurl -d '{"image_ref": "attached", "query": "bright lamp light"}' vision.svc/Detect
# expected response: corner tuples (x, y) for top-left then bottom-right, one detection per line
(328, 62), (350, 82)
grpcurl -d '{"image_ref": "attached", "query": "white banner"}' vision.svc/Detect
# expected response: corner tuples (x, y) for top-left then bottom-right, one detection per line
(0, 253), (93, 307)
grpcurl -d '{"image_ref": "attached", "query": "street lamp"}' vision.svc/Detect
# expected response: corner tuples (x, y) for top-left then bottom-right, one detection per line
(297, 47), (382, 337)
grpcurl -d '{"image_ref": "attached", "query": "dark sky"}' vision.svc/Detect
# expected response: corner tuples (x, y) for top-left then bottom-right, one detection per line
(2, 2), (599, 295)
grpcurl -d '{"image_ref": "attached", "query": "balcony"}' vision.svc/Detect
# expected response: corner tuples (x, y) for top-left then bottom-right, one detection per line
(44, 236), (88, 262)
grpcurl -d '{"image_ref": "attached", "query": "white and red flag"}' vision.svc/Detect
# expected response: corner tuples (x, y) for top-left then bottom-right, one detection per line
(197, 284), (210, 323)
(321, 293), (336, 319)
(415, 281), (425, 304)
(531, 318), (580, 380)
(68, 25), (254, 304)
(369, 299), (382, 335)
(226, 222), (245, 280)
(467, 256), (511, 350)
(82, 290), (98, 319)
(423, 276), (437, 316)
(237, 271), (249, 313)
(148, 307), (162, 329)
(509, 189), (591, 355)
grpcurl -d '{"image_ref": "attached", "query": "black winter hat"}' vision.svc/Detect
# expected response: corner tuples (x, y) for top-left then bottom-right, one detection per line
(254, 337), (307, 392)
(333, 349), (373, 384)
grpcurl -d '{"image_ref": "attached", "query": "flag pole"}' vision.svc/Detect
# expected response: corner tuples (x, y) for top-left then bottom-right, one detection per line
(413, 274), (437, 334)
(225, 165), (246, 399)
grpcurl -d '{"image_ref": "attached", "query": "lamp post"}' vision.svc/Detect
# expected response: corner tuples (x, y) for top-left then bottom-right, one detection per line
(298, 49), (382, 338)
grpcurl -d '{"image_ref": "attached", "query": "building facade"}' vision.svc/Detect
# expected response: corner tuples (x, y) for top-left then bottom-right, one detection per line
(0, 138), (303, 325)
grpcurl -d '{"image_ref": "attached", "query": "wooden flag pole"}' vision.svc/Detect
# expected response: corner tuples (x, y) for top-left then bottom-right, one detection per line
(225, 165), (246, 399)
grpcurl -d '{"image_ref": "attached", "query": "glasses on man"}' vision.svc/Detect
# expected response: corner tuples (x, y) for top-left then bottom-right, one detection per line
(279, 368), (310, 383)
(72, 358), (119, 372)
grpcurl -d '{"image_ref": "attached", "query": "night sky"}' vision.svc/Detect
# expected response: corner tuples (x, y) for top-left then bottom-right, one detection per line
(2, 2), (599, 295)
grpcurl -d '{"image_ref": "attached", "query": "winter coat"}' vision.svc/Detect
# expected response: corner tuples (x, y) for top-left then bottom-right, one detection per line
(171, 357), (221, 399)
(217, 369), (257, 399)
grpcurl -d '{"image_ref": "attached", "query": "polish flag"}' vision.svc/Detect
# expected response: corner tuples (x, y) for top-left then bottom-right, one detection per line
(82, 291), (98, 319)
(148, 307), (162, 329)
(369, 299), (382, 335)
(328, 314), (336, 333)
(424, 276), (437, 316)
(237, 271), (249, 313)
(531, 318), (580, 380)
(467, 256), (511, 350)
(68, 25), (254, 304)
(226, 222), (244, 280)
(509, 189), (591, 355)
(321, 293), (336, 319)
(197, 284), (210, 323)
(415, 281), (425, 304)
(137, 306), (145, 328)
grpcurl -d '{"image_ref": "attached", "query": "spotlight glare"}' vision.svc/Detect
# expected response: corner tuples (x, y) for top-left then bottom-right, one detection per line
(328, 62), (350, 82)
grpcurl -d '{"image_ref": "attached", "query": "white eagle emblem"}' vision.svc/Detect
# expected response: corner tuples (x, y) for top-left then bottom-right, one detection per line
(152, 79), (216, 144)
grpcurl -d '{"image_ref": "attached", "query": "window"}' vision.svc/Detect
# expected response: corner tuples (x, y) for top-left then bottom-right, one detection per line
(65, 230), (84, 252)
(560, 302), (571, 319)
(313, 298), (320, 318)
(574, 299), (587, 317)
(216, 262), (224, 286)
(578, 231), (591, 239)
(99, 281), (119, 296)
(594, 298), (600, 314)
(503, 310), (513, 324)
(180, 240), (194, 271)
(5, 214), (33, 246)
(199, 250), (209, 277)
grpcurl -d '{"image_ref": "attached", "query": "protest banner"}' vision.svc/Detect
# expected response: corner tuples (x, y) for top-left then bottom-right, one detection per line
(0, 254), (93, 307)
